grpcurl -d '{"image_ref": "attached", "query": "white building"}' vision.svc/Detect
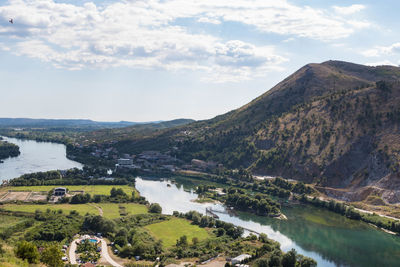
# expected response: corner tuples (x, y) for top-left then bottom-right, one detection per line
(231, 254), (252, 265)
(118, 158), (133, 165)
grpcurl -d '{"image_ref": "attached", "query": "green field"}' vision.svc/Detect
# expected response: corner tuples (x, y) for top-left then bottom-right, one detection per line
(1, 203), (99, 215)
(145, 218), (210, 248)
(97, 203), (148, 219)
(1, 185), (136, 196)
(0, 215), (29, 233)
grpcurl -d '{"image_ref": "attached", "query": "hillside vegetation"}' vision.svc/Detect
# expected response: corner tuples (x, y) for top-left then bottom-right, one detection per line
(77, 61), (400, 203)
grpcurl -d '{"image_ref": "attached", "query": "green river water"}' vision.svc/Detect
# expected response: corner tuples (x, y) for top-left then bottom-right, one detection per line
(135, 177), (400, 267)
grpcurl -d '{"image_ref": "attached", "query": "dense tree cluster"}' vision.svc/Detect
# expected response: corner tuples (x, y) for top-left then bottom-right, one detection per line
(0, 141), (20, 160)
(82, 215), (116, 236)
(26, 209), (82, 241)
(225, 188), (281, 216)
(148, 203), (162, 214)
(175, 211), (244, 239)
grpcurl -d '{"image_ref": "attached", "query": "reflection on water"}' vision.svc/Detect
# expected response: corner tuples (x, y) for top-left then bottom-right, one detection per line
(0, 136), (83, 181)
(135, 177), (400, 267)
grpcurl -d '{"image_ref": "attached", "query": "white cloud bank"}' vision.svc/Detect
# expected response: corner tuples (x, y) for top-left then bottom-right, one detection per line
(362, 42), (400, 57)
(333, 4), (365, 15)
(0, 0), (369, 82)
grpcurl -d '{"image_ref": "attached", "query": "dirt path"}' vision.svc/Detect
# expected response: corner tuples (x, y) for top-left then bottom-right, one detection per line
(89, 203), (103, 216)
(306, 195), (400, 222)
(354, 207), (400, 221)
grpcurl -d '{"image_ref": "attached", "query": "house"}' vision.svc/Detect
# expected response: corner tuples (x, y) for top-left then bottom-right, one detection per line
(53, 187), (67, 196)
(118, 158), (133, 165)
(231, 254), (252, 265)
(191, 159), (218, 170)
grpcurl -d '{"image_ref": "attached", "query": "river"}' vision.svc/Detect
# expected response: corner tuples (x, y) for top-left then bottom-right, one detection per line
(0, 136), (83, 181)
(135, 177), (400, 267)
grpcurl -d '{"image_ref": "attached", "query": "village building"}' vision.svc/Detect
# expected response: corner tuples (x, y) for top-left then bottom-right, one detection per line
(53, 187), (67, 196)
(231, 254), (252, 265)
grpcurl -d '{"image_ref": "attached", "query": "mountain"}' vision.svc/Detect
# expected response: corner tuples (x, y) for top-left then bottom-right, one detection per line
(86, 61), (400, 203)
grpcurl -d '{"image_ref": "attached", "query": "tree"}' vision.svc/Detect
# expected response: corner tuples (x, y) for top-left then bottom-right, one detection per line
(115, 236), (128, 247)
(176, 235), (188, 247)
(111, 187), (127, 198)
(258, 233), (268, 243)
(254, 258), (269, 267)
(41, 244), (64, 267)
(282, 249), (297, 267)
(149, 203), (162, 214)
(192, 237), (199, 246)
(83, 215), (116, 235)
(15, 241), (39, 264)
(217, 228), (225, 237)
(299, 256), (317, 267)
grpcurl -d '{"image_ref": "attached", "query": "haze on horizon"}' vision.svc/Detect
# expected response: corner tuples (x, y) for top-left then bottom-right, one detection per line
(0, 0), (399, 122)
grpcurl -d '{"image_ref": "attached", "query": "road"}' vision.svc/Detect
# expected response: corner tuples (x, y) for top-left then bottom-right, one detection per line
(101, 239), (122, 267)
(69, 237), (122, 267)
(69, 239), (77, 265)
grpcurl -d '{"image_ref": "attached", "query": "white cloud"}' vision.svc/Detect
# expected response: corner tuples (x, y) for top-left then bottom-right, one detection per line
(0, 0), (369, 82)
(333, 4), (365, 15)
(365, 60), (398, 67)
(362, 43), (400, 57)
(197, 16), (221, 25)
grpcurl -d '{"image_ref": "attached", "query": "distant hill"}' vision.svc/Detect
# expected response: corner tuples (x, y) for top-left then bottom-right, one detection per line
(77, 118), (195, 144)
(94, 60), (400, 203)
(0, 118), (191, 130)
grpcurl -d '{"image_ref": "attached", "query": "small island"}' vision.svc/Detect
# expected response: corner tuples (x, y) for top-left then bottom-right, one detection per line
(0, 138), (20, 162)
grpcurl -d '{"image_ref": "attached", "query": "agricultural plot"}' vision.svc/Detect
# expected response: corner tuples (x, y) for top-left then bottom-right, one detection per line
(145, 218), (210, 248)
(0, 191), (31, 202)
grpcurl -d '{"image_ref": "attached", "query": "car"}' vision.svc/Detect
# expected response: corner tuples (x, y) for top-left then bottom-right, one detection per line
(62, 256), (68, 261)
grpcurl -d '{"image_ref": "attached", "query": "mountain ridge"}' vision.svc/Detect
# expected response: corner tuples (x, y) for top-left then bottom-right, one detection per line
(78, 60), (400, 203)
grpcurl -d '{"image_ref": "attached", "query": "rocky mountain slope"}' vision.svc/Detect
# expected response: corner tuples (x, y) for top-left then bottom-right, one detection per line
(88, 61), (400, 203)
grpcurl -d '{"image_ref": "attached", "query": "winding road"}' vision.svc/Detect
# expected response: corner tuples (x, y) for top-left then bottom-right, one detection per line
(69, 238), (122, 267)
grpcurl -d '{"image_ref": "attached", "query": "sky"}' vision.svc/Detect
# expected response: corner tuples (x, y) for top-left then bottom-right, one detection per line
(0, 0), (400, 122)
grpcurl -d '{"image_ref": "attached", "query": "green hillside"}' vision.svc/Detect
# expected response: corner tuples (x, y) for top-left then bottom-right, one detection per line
(75, 61), (400, 203)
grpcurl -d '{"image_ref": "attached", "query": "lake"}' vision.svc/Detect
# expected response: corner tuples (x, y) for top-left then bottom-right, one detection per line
(0, 136), (83, 181)
(135, 177), (400, 267)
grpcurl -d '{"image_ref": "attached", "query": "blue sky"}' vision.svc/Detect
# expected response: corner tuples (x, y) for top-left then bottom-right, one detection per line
(0, 0), (399, 122)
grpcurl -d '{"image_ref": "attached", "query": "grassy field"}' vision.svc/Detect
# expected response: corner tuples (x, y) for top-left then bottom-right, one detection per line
(97, 203), (148, 219)
(0, 215), (29, 234)
(0, 243), (30, 267)
(145, 218), (210, 248)
(1, 203), (99, 215)
(0, 185), (136, 196)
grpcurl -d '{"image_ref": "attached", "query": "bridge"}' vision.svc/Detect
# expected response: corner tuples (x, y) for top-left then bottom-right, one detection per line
(205, 207), (261, 235)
